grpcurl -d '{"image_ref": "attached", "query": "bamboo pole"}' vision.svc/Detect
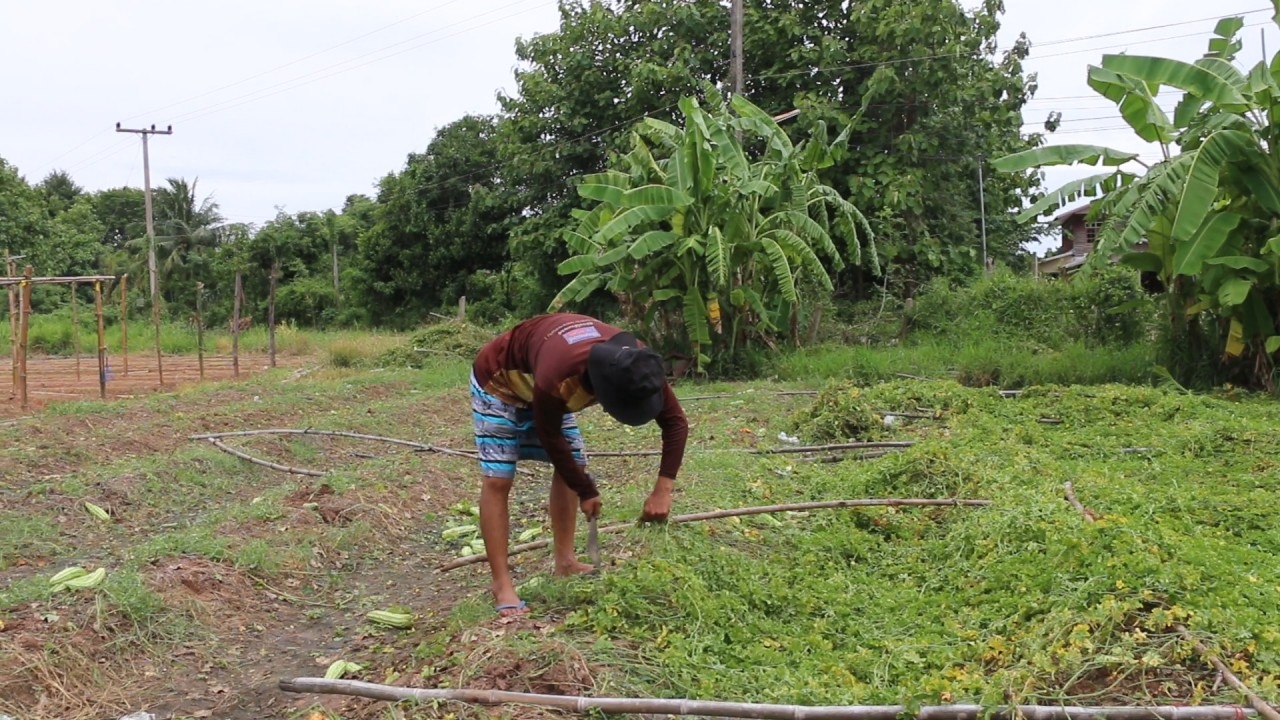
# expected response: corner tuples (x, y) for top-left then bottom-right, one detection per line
(268, 262), (278, 368)
(94, 281), (106, 400)
(189, 428), (477, 459)
(1175, 624), (1280, 720)
(277, 678), (1260, 720)
(203, 438), (326, 477)
(438, 497), (992, 572)
(70, 281), (80, 381)
(232, 271), (242, 378)
(195, 282), (205, 380)
(119, 274), (128, 376)
(188, 429), (908, 465)
(0, 275), (116, 286)
(18, 267), (32, 411)
(757, 441), (915, 455)
(6, 250), (17, 394)
(679, 390), (820, 401)
(190, 428), (543, 476)
(585, 441), (916, 458)
(1063, 482), (1097, 522)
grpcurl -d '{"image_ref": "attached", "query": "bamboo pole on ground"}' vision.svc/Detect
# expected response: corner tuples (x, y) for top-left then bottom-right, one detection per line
(438, 497), (992, 572)
(119, 274), (129, 376)
(195, 282), (205, 380)
(70, 281), (80, 381)
(18, 267), (32, 411)
(94, 281), (106, 400)
(203, 438), (326, 476)
(277, 679), (1261, 720)
(1174, 624), (1280, 720)
(267, 262), (278, 368)
(232, 271), (242, 378)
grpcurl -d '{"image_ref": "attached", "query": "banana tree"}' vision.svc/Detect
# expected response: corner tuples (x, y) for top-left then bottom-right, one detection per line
(993, 4), (1280, 389)
(550, 91), (878, 372)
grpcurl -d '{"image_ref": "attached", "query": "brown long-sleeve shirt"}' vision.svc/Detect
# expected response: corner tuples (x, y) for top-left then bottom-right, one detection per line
(472, 314), (688, 500)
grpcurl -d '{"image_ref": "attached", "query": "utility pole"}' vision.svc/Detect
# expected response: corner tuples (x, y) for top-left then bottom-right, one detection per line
(115, 123), (172, 305)
(730, 0), (744, 96)
(115, 122), (173, 385)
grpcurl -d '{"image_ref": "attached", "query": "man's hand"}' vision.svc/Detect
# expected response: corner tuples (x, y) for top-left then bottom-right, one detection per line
(580, 496), (602, 519)
(639, 476), (675, 523)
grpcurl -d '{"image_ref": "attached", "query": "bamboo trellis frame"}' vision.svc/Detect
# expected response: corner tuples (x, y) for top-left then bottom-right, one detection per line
(3, 272), (118, 409)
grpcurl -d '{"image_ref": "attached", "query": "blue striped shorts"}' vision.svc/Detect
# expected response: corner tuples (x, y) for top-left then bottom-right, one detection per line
(470, 372), (586, 479)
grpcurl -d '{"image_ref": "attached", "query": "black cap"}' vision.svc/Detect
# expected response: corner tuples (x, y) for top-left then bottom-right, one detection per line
(587, 332), (666, 426)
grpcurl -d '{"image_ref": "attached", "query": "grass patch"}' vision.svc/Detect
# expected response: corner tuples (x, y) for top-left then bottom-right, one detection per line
(536, 381), (1280, 706)
(0, 510), (66, 569)
(776, 339), (1155, 389)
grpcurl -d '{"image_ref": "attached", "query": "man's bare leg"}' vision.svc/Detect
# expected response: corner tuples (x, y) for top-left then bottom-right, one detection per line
(550, 471), (593, 576)
(479, 475), (526, 615)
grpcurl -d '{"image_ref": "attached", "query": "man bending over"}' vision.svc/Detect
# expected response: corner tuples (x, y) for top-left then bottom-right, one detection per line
(469, 313), (688, 616)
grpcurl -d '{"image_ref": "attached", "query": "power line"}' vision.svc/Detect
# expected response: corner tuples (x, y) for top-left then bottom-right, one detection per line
(29, 0), (555, 176)
(400, 19), (1244, 199)
(59, 139), (138, 176)
(168, 0), (555, 126)
(756, 12), (1269, 81)
(1024, 22), (1268, 63)
(28, 0), (513, 176)
(120, 0), (480, 125)
(36, 4), (1266, 177)
(1027, 7), (1269, 48)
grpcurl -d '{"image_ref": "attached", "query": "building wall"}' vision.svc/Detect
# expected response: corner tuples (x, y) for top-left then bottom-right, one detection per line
(1060, 214), (1097, 256)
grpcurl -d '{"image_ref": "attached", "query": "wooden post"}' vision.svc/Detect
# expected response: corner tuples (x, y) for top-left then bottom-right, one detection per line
(94, 281), (106, 400)
(119, 273), (129, 375)
(232, 271), (242, 378)
(6, 249), (17, 394)
(457, 295), (466, 322)
(267, 262), (278, 368)
(71, 281), (81, 381)
(195, 282), (205, 380)
(18, 267), (32, 411)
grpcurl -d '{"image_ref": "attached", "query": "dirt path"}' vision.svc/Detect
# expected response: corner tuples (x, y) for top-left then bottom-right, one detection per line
(0, 356), (602, 720)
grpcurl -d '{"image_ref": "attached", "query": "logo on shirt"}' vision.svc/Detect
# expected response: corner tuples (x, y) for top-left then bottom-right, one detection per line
(561, 324), (602, 345)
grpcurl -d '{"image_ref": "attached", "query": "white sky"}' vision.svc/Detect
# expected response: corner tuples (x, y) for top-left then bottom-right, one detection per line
(2, 0), (1275, 248)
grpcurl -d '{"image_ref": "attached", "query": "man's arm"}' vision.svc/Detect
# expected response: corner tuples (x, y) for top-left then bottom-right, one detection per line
(642, 385), (688, 522)
(532, 387), (599, 500)
(655, 384), (689, 480)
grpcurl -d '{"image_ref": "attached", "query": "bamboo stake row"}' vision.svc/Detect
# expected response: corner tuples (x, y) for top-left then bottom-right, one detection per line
(3, 265), (282, 407)
(277, 678), (1260, 720)
(437, 497), (991, 572)
(5, 269), (115, 408)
